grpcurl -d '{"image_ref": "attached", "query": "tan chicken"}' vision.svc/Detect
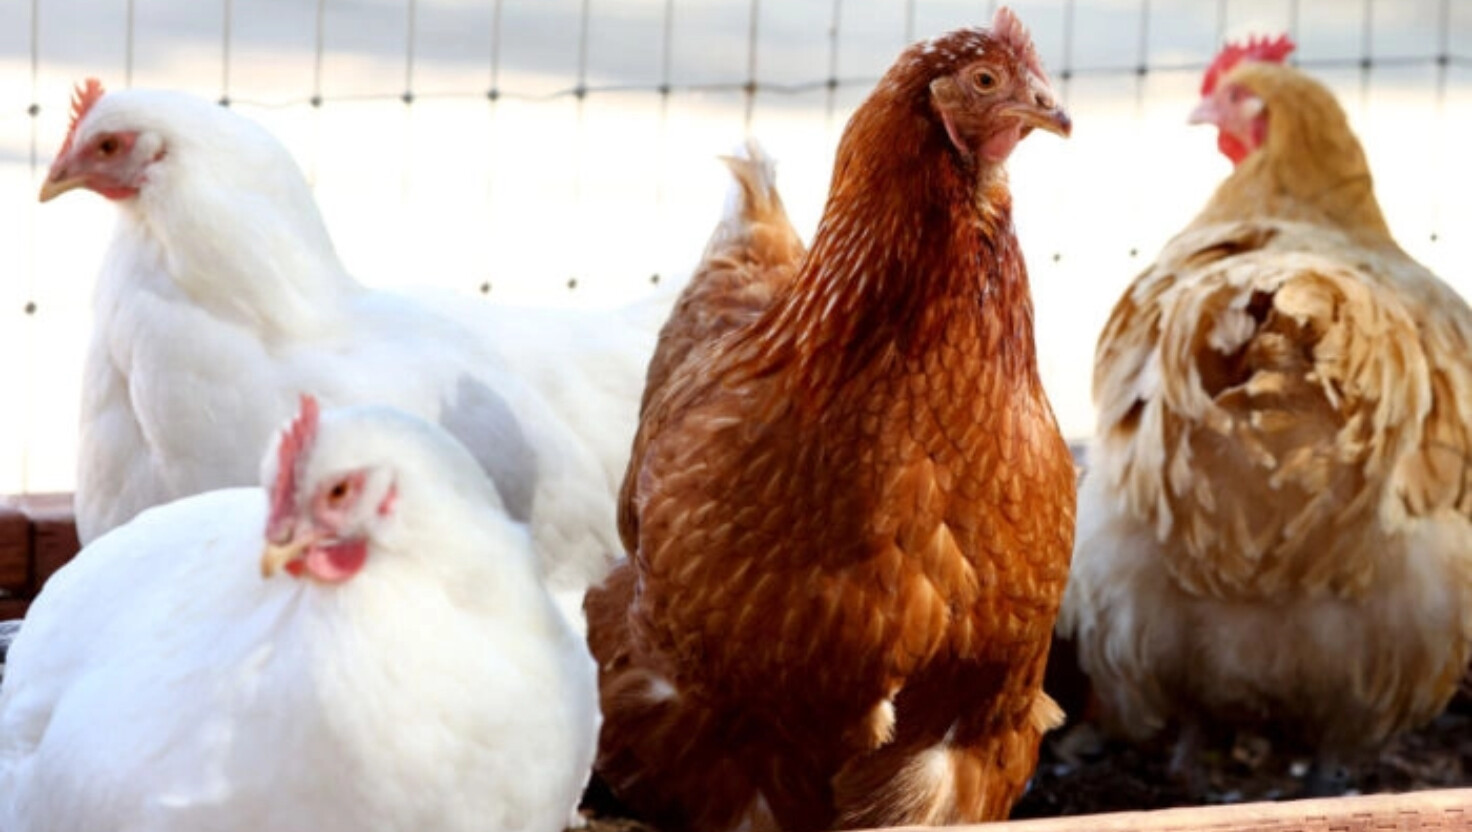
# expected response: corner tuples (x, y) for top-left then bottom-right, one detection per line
(1060, 36), (1472, 790)
(586, 8), (1075, 831)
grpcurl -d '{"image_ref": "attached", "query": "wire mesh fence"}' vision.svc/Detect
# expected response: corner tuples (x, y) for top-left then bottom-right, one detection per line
(0, 0), (1468, 494)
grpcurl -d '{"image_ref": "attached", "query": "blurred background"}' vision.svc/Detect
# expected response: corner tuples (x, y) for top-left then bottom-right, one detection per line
(0, 0), (1468, 494)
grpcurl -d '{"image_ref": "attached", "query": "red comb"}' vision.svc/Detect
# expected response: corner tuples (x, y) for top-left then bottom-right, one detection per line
(992, 6), (1047, 81)
(1202, 34), (1296, 95)
(268, 395), (320, 536)
(57, 78), (106, 158)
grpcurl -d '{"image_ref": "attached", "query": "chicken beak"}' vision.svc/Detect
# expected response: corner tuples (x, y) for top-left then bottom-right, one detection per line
(1011, 75), (1072, 138)
(261, 534), (313, 578)
(1018, 103), (1071, 138)
(1187, 97), (1222, 126)
(38, 167), (85, 203)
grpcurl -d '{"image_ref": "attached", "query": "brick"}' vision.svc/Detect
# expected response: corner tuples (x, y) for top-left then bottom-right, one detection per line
(0, 502), (32, 593)
(19, 494), (81, 588)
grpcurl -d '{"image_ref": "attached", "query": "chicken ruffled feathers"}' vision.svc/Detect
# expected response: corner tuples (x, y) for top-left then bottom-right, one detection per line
(1062, 32), (1472, 791)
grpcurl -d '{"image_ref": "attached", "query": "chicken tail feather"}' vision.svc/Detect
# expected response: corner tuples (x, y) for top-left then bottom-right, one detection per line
(1029, 690), (1065, 733)
(717, 139), (785, 232)
(702, 139), (803, 266)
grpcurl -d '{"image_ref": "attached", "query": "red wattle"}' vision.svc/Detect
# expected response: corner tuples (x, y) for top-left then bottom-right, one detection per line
(1218, 131), (1249, 166)
(97, 185), (140, 201)
(300, 539), (368, 583)
(980, 124), (1024, 163)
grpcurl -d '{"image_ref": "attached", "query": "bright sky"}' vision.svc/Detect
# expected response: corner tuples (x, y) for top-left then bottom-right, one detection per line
(0, 0), (1468, 493)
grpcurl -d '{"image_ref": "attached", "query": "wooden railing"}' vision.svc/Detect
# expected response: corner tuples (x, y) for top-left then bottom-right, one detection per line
(965, 788), (1472, 831)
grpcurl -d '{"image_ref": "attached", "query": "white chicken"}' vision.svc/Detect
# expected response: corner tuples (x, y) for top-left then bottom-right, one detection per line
(39, 79), (656, 627)
(0, 397), (599, 832)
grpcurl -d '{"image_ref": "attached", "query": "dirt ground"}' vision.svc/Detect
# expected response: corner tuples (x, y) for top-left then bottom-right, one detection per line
(1009, 636), (1472, 818)
(1011, 699), (1472, 819)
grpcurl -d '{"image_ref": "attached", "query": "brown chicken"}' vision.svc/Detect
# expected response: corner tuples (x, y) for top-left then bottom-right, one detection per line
(1060, 36), (1472, 790)
(586, 8), (1075, 831)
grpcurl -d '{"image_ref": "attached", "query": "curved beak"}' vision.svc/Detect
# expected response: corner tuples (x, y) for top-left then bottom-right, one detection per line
(1012, 101), (1072, 138)
(1187, 97), (1222, 126)
(261, 533), (315, 578)
(38, 163), (85, 203)
(1011, 75), (1072, 138)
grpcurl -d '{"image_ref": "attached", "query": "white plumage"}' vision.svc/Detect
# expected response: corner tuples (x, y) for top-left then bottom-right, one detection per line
(0, 402), (599, 832)
(42, 81), (657, 626)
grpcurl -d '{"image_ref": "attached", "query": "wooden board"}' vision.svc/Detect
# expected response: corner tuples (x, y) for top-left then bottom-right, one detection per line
(958, 788), (1472, 831)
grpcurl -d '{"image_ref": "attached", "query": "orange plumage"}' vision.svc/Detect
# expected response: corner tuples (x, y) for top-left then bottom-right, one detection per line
(587, 8), (1075, 830)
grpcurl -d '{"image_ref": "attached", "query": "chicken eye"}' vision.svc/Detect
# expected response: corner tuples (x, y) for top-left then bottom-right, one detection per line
(327, 480), (352, 506)
(97, 136), (120, 156)
(972, 70), (998, 91)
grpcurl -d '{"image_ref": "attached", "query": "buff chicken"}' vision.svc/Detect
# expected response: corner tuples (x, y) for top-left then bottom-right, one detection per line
(1061, 36), (1472, 791)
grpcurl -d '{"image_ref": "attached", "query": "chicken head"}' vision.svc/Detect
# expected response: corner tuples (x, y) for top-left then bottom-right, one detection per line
(39, 78), (157, 202)
(1189, 34), (1296, 165)
(927, 6), (1071, 164)
(260, 395), (399, 583)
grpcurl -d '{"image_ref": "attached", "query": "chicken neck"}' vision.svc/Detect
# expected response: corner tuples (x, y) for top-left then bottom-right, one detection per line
(756, 97), (1043, 398)
(123, 171), (363, 339)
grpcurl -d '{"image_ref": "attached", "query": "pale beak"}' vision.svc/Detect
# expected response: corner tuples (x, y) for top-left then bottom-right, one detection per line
(1187, 97), (1222, 126)
(38, 168), (86, 203)
(261, 534), (314, 578)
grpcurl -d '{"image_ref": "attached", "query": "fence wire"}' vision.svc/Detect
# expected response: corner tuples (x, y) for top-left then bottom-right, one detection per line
(26, 1), (1459, 108)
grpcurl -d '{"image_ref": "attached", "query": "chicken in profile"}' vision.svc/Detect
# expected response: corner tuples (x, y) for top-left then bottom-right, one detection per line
(0, 397), (598, 832)
(587, 8), (1074, 830)
(1060, 36), (1472, 790)
(38, 80), (655, 627)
